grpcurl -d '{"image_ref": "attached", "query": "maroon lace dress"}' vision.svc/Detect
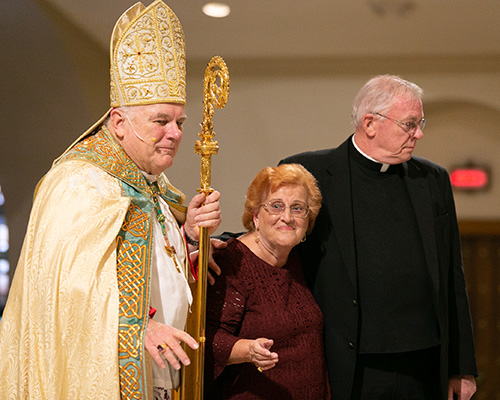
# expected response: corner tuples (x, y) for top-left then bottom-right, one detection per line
(205, 239), (331, 399)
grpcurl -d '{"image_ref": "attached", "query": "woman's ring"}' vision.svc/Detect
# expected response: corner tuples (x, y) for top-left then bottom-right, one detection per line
(257, 367), (263, 373)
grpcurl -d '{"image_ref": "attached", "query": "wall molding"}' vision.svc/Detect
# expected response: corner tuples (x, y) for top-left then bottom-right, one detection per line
(459, 220), (500, 235)
(188, 54), (500, 78)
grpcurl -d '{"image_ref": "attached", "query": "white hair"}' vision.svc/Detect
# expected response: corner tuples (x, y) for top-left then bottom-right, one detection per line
(351, 75), (423, 129)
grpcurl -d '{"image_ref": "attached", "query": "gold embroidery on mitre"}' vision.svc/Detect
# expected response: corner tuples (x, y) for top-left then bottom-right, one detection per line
(110, 0), (186, 107)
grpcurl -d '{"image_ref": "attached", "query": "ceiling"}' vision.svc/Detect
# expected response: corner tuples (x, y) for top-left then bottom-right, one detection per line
(43, 0), (500, 62)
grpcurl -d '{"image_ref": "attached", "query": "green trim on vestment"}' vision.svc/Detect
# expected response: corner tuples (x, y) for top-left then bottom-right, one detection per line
(115, 183), (153, 399)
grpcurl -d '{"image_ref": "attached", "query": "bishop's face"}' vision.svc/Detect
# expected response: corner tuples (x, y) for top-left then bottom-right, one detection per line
(120, 103), (187, 175)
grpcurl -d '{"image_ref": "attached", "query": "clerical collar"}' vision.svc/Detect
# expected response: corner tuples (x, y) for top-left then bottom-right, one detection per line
(141, 170), (159, 183)
(351, 135), (391, 173)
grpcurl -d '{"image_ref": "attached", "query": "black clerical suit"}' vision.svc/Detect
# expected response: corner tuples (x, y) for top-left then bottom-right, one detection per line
(280, 136), (477, 400)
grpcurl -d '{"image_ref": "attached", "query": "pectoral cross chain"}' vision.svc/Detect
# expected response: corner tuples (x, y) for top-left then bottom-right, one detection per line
(150, 181), (182, 274)
(164, 244), (181, 273)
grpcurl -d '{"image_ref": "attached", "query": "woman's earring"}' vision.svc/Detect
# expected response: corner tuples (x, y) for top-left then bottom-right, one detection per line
(301, 234), (306, 243)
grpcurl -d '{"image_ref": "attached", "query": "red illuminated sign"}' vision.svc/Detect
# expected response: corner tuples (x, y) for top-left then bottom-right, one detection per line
(450, 167), (489, 190)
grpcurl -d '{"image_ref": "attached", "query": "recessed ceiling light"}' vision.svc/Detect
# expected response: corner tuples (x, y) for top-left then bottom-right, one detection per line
(202, 3), (231, 18)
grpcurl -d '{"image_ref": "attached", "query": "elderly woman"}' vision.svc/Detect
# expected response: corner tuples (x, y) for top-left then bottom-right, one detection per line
(205, 164), (331, 399)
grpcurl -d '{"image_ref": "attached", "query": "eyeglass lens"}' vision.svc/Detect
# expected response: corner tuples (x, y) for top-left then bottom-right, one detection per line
(264, 201), (308, 217)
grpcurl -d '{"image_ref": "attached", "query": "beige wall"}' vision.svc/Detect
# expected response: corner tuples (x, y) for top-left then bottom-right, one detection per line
(173, 61), (500, 236)
(2, 0), (500, 279)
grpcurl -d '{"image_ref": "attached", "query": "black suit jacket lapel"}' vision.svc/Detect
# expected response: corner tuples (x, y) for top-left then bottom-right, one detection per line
(326, 139), (358, 293)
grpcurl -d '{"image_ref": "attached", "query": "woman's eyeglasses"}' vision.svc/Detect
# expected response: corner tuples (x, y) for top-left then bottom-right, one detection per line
(261, 201), (309, 218)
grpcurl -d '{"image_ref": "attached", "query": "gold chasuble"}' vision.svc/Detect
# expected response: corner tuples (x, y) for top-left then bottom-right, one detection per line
(0, 126), (188, 399)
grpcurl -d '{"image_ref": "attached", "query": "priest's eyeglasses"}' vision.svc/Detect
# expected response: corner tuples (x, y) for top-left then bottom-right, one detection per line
(375, 112), (426, 135)
(261, 201), (309, 218)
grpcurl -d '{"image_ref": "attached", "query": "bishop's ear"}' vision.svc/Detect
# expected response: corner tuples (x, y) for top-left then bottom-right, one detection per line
(109, 108), (128, 139)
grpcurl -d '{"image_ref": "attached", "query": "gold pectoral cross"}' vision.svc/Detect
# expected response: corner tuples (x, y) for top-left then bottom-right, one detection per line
(165, 244), (181, 273)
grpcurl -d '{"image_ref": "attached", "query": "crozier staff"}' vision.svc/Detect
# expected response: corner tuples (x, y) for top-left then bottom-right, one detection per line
(0, 1), (221, 399)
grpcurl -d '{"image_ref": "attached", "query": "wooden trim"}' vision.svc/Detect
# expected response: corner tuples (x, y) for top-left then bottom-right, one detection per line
(458, 220), (500, 235)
